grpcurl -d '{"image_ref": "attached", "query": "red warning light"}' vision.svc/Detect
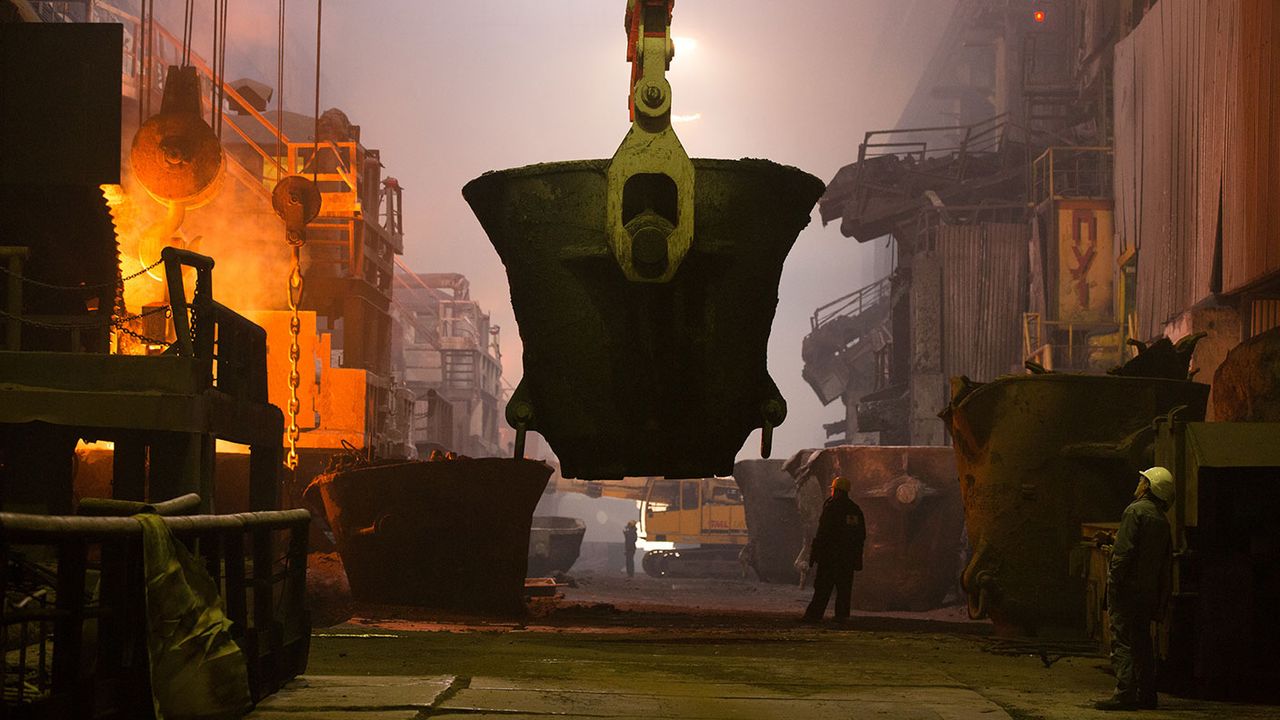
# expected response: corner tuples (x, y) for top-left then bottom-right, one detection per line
(1033, 10), (1046, 23)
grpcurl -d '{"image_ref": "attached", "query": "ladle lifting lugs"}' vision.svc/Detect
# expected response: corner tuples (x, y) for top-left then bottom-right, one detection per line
(465, 1), (824, 479)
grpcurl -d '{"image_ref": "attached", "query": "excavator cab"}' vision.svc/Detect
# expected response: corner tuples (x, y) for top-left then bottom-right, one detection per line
(638, 477), (748, 577)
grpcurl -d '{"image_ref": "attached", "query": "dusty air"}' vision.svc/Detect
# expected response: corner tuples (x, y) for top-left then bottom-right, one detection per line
(1, 1), (1278, 718)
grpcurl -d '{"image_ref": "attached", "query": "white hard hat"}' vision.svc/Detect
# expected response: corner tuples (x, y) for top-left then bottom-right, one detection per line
(1140, 466), (1175, 504)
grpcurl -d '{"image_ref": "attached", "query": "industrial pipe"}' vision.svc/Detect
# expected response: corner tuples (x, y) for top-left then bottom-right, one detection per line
(0, 509), (311, 543)
(78, 493), (202, 517)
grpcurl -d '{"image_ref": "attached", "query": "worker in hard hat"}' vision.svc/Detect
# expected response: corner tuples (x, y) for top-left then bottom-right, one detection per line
(623, 520), (638, 578)
(1095, 467), (1175, 711)
(802, 475), (866, 624)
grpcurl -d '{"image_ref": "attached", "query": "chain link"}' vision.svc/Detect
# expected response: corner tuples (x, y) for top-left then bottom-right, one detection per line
(0, 308), (108, 330)
(285, 247), (304, 470)
(0, 304), (172, 352)
(113, 304), (174, 348)
(116, 303), (173, 323)
(113, 322), (170, 347)
(0, 257), (165, 292)
(121, 257), (168, 284)
(0, 303), (169, 331)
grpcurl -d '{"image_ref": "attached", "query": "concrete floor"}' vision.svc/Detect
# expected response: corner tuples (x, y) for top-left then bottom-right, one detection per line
(249, 575), (1278, 719)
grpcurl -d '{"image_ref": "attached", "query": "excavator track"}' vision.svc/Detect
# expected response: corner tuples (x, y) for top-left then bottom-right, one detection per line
(642, 545), (744, 579)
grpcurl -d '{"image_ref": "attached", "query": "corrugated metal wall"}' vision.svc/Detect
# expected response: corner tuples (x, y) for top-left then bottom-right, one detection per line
(1252, 299), (1280, 337)
(940, 222), (1028, 381)
(1114, 0), (1280, 339)
(1223, 0), (1280, 295)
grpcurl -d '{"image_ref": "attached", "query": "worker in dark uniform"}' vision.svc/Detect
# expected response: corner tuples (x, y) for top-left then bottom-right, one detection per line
(802, 476), (865, 623)
(1095, 467), (1175, 711)
(623, 520), (638, 578)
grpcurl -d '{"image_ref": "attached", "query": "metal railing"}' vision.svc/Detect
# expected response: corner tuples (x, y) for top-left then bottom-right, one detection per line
(1022, 312), (1125, 372)
(160, 248), (268, 403)
(272, 142), (361, 215)
(1, 506), (310, 718)
(0, 248), (30, 351)
(379, 180), (405, 238)
(1031, 147), (1114, 205)
(811, 276), (893, 331)
(839, 114), (1043, 237)
(0, 246), (174, 354)
(859, 113), (1015, 163)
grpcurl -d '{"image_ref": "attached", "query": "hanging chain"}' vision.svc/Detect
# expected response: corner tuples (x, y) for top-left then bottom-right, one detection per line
(280, 0), (321, 471)
(285, 247), (304, 469)
(0, 256), (163, 291)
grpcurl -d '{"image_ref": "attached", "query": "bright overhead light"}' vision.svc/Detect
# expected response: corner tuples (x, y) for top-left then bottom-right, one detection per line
(673, 36), (697, 55)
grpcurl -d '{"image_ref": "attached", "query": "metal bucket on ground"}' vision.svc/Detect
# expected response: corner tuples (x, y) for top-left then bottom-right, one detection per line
(527, 515), (587, 577)
(305, 458), (553, 615)
(732, 459), (804, 584)
(944, 373), (1209, 634)
(786, 446), (963, 611)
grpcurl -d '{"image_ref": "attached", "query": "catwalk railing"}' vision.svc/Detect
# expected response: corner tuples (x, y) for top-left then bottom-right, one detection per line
(0, 506), (310, 719)
(1031, 146), (1113, 206)
(810, 276), (893, 332)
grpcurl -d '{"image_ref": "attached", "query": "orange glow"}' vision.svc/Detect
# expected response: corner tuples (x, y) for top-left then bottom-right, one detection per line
(245, 310), (372, 450)
(1034, 10), (1046, 23)
(215, 440), (252, 454)
(103, 163), (293, 356)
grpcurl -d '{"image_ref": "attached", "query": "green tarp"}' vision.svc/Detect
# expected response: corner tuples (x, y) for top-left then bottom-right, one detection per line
(137, 512), (250, 719)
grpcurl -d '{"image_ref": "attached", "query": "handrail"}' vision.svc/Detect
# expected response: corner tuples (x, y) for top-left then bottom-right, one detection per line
(157, 247), (268, 402)
(0, 508), (311, 541)
(2, 246), (29, 350)
(162, 247), (213, 361)
(287, 141), (360, 200)
(0, 502), (311, 715)
(811, 276), (892, 331)
(1031, 146), (1114, 204)
(1022, 311), (1124, 372)
(860, 113), (1013, 155)
(78, 493), (201, 517)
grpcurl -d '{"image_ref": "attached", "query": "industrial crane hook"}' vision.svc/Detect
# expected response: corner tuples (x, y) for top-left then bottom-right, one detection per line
(606, 0), (694, 284)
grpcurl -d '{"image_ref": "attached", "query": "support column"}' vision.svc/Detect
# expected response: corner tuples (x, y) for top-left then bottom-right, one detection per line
(111, 432), (147, 501)
(909, 250), (947, 446)
(149, 431), (214, 510)
(248, 441), (282, 511)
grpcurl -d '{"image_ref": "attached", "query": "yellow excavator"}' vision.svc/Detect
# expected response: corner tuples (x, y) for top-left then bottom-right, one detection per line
(639, 477), (749, 578)
(547, 473), (750, 578)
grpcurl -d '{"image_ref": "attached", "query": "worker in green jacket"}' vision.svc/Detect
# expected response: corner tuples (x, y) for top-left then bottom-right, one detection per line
(1095, 467), (1174, 711)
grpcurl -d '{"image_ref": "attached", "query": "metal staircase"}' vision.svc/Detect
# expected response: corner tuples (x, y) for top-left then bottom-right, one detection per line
(801, 276), (893, 405)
